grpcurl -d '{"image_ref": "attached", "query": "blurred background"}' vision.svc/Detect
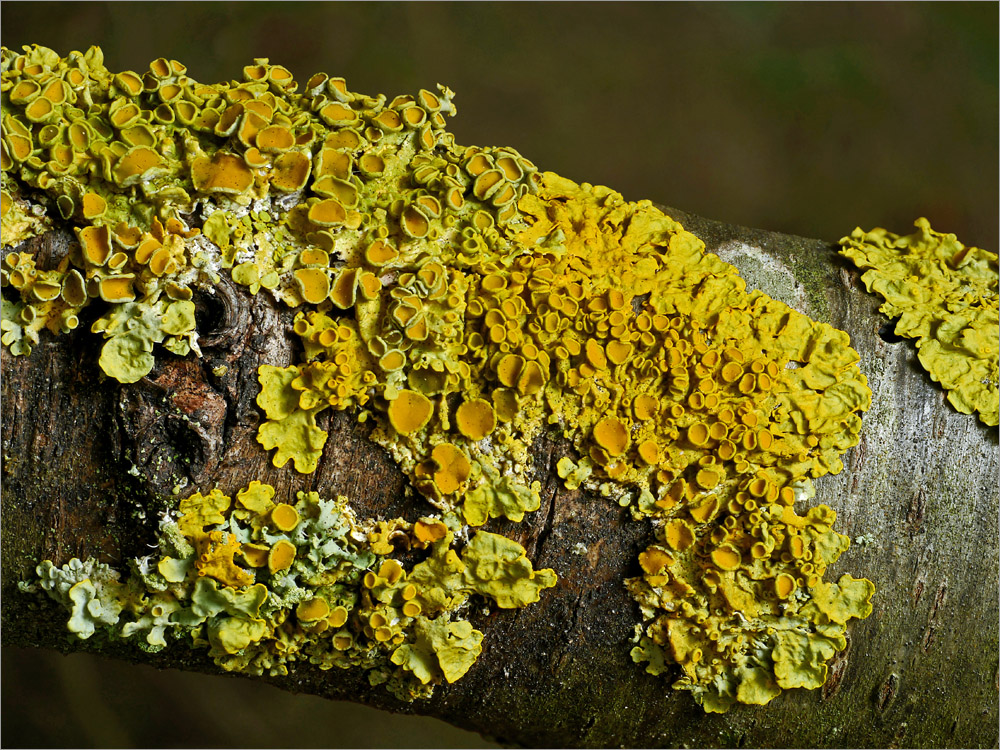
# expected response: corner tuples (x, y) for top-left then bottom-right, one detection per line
(2, 2), (996, 747)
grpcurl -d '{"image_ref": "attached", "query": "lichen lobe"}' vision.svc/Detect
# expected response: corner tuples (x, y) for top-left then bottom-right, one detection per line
(840, 217), (999, 427)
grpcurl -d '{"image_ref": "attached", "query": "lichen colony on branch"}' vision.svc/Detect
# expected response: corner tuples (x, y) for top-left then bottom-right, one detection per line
(3, 45), (874, 711)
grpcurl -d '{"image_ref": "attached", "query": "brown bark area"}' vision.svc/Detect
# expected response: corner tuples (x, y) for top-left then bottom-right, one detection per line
(2, 211), (997, 748)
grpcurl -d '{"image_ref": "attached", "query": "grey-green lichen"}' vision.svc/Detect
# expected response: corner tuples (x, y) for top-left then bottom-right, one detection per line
(27, 481), (555, 699)
(5, 45), (876, 711)
(839, 218), (999, 426)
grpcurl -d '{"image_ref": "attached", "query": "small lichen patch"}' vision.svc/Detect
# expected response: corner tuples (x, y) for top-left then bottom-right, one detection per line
(627, 500), (875, 712)
(839, 218), (998, 426)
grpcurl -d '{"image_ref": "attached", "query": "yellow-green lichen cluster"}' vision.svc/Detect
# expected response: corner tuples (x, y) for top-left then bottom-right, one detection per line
(839, 218), (999, 426)
(6, 46), (875, 711)
(29, 480), (555, 699)
(627, 495), (874, 711)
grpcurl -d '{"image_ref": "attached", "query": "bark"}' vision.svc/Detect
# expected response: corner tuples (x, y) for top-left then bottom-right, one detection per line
(2, 208), (997, 749)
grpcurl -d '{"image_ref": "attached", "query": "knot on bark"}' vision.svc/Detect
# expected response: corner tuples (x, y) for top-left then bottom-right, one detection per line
(112, 358), (228, 493)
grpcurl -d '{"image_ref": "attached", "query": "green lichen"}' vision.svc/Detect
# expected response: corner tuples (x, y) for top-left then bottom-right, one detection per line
(34, 558), (125, 639)
(254, 313), (375, 471)
(391, 615), (484, 685)
(6, 46), (877, 711)
(462, 463), (540, 526)
(839, 217), (999, 426)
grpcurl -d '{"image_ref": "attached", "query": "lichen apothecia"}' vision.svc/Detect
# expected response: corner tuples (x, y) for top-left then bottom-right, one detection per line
(5, 45), (877, 710)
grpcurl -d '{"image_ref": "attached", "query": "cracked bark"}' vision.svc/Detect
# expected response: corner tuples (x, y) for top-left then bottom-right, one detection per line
(2, 207), (997, 748)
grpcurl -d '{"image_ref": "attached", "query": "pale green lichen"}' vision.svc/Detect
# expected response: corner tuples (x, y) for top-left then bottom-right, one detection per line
(7, 46), (876, 711)
(33, 558), (125, 639)
(92, 296), (198, 382)
(32, 481), (555, 699)
(840, 217), (999, 426)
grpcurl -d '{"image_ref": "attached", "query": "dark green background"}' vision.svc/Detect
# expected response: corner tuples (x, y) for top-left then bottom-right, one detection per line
(2, 2), (996, 747)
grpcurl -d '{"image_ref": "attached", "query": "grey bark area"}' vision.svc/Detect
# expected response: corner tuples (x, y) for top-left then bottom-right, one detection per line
(2, 206), (997, 749)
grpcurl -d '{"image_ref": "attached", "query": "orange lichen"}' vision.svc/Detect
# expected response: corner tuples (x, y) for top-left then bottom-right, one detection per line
(664, 520), (695, 551)
(98, 276), (136, 303)
(455, 399), (496, 441)
(191, 152), (254, 194)
(388, 390), (433, 435)
(296, 598), (331, 622)
(413, 519), (448, 547)
(634, 394), (660, 421)
(710, 544), (742, 571)
(270, 503), (300, 532)
(293, 268), (330, 304)
(431, 443), (472, 495)
(268, 539), (296, 573)
(639, 548), (673, 575)
(637, 440), (659, 465)
(78, 225), (112, 265)
(593, 417), (629, 456)
(196, 531), (254, 588)
(271, 151), (312, 191)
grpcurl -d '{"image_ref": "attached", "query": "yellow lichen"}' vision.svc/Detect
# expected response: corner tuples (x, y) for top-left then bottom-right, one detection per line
(177, 488), (231, 543)
(8, 47), (874, 712)
(196, 530), (254, 588)
(840, 218), (998, 426)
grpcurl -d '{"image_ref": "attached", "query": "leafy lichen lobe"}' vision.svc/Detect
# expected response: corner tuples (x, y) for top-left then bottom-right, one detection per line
(839, 218), (999, 426)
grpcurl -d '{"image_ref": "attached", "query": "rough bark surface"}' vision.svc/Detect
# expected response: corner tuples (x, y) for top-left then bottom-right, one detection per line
(2, 208), (997, 749)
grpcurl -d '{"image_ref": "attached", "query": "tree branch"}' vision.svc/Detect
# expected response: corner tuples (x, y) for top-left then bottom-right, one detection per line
(3, 209), (996, 748)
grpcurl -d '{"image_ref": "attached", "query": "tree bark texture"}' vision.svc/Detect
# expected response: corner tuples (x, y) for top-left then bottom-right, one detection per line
(2, 208), (997, 749)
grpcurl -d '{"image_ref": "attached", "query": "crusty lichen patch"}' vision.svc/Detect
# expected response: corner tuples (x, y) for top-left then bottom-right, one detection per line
(6, 45), (874, 711)
(27, 481), (555, 699)
(840, 218), (999, 426)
